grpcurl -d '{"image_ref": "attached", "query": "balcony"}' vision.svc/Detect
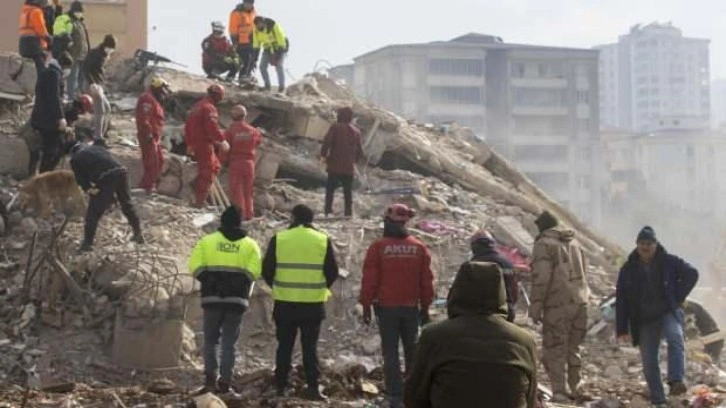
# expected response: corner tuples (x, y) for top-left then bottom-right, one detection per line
(512, 106), (569, 116)
(515, 160), (570, 173)
(511, 77), (568, 88)
(427, 76), (486, 87)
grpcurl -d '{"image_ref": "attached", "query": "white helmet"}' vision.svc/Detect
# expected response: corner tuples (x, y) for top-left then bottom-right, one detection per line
(211, 21), (225, 33)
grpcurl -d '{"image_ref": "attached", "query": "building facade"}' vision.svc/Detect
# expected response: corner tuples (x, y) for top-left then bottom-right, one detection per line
(596, 23), (710, 132)
(0, 0), (147, 58)
(344, 34), (601, 224)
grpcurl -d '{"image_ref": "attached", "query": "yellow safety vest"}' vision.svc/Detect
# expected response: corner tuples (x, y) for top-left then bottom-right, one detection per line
(273, 226), (330, 303)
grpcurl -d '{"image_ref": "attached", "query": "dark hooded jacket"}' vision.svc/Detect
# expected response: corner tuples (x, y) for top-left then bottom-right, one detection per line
(320, 107), (363, 176)
(616, 244), (698, 346)
(404, 261), (537, 408)
(471, 240), (518, 322)
(30, 60), (64, 131)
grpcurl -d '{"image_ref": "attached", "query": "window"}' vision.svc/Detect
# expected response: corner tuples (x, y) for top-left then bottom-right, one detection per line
(577, 90), (589, 104)
(429, 86), (483, 104)
(514, 145), (569, 160)
(513, 117), (569, 135)
(511, 63), (525, 78)
(514, 89), (566, 106)
(429, 59), (484, 76)
(428, 115), (485, 129)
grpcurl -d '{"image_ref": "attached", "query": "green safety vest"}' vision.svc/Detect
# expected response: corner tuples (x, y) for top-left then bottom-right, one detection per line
(273, 226), (330, 303)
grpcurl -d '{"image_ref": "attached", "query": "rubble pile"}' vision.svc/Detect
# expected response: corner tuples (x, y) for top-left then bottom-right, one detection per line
(0, 54), (723, 406)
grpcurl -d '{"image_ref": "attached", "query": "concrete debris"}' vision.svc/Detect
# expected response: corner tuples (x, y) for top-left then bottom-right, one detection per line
(0, 55), (721, 406)
(0, 52), (37, 100)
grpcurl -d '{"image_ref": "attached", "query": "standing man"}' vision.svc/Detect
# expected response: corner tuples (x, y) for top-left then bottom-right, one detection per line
(469, 230), (519, 322)
(262, 204), (339, 401)
(136, 77), (170, 194)
(52, 1), (90, 99)
(67, 142), (144, 252)
(223, 104), (262, 220)
(202, 21), (240, 81)
(19, 0), (52, 74)
(320, 107), (363, 218)
(184, 84), (230, 208)
(616, 226), (698, 408)
(359, 204), (434, 408)
(31, 53), (73, 173)
(404, 261), (538, 408)
(252, 16), (288, 92)
(529, 210), (590, 403)
(228, 1), (257, 80)
(84, 35), (116, 142)
(189, 205), (262, 396)
(43, 0), (63, 35)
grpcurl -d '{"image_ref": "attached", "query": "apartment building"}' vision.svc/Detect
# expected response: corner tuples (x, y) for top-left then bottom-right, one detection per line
(0, 0), (148, 58)
(343, 33), (601, 224)
(596, 22), (710, 132)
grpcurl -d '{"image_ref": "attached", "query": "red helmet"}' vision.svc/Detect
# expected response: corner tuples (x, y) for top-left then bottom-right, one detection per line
(77, 94), (93, 113)
(385, 203), (416, 223)
(207, 83), (225, 102)
(470, 229), (495, 245)
(231, 104), (247, 120)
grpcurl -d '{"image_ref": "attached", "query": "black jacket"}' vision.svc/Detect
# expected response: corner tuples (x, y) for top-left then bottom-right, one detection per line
(30, 63), (64, 131)
(83, 45), (109, 85)
(405, 261), (537, 408)
(471, 241), (518, 322)
(70, 145), (124, 191)
(262, 225), (339, 321)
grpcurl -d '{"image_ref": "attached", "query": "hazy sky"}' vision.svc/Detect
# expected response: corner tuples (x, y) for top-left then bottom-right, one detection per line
(148, 0), (726, 80)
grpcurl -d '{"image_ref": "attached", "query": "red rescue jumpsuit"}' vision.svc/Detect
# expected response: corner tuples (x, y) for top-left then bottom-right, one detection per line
(184, 96), (225, 206)
(135, 91), (165, 193)
(223, 120), (261, 220)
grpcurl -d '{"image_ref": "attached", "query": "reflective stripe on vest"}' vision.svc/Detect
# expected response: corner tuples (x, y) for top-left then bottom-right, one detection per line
(273, 227), (329, 303)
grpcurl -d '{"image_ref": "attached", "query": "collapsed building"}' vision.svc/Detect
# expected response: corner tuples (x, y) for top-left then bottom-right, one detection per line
(0, 55), (723, 407)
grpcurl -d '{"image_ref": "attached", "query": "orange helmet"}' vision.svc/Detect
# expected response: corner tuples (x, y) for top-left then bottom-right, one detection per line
(207, 83), (225, 102)
(385, 203), (416, 223)
(77, 94), (93, 113)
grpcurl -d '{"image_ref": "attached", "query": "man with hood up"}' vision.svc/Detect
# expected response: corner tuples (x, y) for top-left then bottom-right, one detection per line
(360, 203), (434, 408)
(469, 230), (519, 322)
(188, 204), (262, 397)
(404, 261), (537, 408)
(616, 226), (698, 407)
(529, 210), (590, 403)
(320, 107), (363, 218)
(52, 0), (90, 99)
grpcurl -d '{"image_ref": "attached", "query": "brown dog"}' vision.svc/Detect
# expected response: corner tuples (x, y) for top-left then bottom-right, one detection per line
(16, 170), (86, 218)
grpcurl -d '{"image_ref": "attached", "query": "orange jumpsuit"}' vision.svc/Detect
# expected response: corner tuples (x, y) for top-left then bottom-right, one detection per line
(223, 120), (261, 220)
(184, 96), (225, 206)
(135, 91), (165, 193)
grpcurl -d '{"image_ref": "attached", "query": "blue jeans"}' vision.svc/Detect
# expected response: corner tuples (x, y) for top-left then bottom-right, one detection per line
(260, 50), (286, 90)
(203, 307), (244, 383)
(66, 60), (84, 99)
(375, 306), (419, 406)
(639, 309), (685, 404)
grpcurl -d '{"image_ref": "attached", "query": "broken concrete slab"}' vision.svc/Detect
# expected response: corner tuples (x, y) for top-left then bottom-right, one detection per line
(288, 110), (331, 141)
(111, 313), (185, 369)
(0, 52), (36, 99)
(0, 136), (29, 179)
(492, 216), (535, 256)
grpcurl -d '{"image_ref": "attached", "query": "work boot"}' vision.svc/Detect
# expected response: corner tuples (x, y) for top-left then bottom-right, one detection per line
(302, 387), (327, 401)
(263, 85), (271, 92)
(78, 241), (93, 253)
(217, 381), (240, 398)
(278, 86), (285, 94)
(193, 374), (218, 395)
(669, 381), (687, 396)
(550, 392), (571, 403)
(570, 380), (594, 402)
(131, 231), (146, 244)
(275, 386), (287, 398)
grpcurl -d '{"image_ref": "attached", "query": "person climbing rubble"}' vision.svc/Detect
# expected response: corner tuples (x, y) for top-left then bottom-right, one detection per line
(468, 229), (519, 322)
(19, 0), (53, 75)
(202, 21), (240, 81)
(262, 204), (339, 401)
(136, 76), (171, 194)
(67, 141), (145, 252)
(184, 83), (230, 208)
(52, 0), (90, 99)
(616, 226), (699, 408)
(359, 203), (434, 408)
(84, 34), (116, 142)
(30, 52), (74, 174)
(252, 16), (288, 92)
(228, 0), (257, 80)
(529, 210), (590, 403)
(222, 104), (261, 220)
(320, 107), (363, 218)
(188, 204), (262, 397)
(404, 261), (538, 408)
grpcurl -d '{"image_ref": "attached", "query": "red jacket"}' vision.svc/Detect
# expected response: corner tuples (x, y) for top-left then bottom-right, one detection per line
(360, 236), (435, 308)
(202, 34), (234, 67)
(184, 96), (225, 150)
(320, 121), (363, 176)
(135, 91), (165, 142)
(223, 120), (262, 161)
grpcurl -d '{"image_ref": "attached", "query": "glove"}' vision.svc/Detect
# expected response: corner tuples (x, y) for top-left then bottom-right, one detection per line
(419, 307), (431, 326)
(362, 305), (372, 326)
(224, 56), (234, 64)
(529, 303), (543, 325)
(217, 140), (230, 153)
(87, 188), (99, 196)
(58, 118), (67, 131)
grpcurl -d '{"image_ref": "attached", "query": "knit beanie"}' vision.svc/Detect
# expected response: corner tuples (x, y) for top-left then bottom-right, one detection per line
(291, 204), (314, 225)
(636, 226), (657, 243)
(534, 210), (559, 233)
(102, 34), (117, 49)
(221, 205), (242, 229)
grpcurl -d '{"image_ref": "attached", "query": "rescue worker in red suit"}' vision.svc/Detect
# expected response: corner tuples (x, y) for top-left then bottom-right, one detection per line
(222, 104), (261, 220)
(136, 76), (171, 194)
(184, 83), (230, 208)
(359, 203), (435, 408)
